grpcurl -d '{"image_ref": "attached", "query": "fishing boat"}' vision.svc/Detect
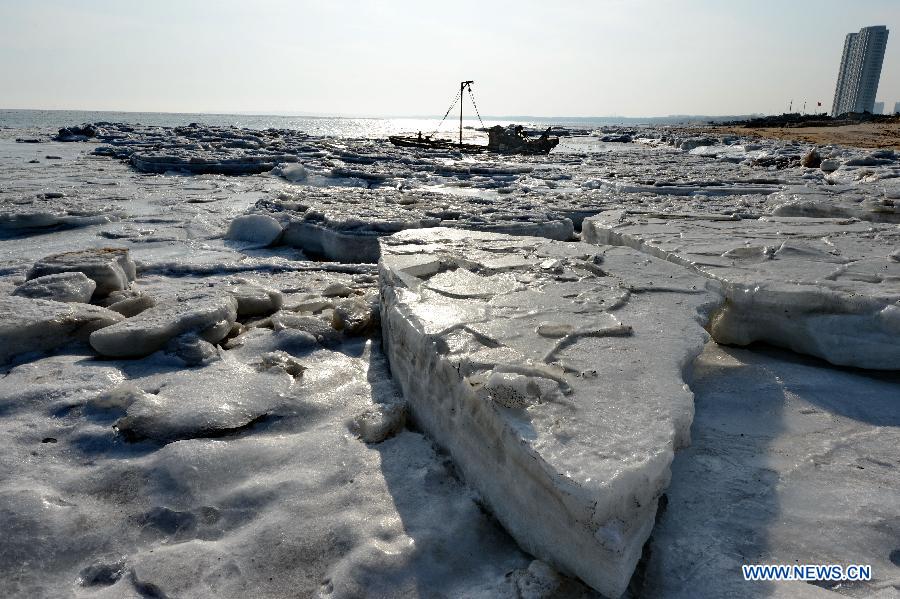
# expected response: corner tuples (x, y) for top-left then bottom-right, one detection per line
(389, 81), (559, 155)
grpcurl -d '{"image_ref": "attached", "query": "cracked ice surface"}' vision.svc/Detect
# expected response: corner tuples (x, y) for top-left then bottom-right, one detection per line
(583, 211), (900, 369)
(379, 227), (722, 597)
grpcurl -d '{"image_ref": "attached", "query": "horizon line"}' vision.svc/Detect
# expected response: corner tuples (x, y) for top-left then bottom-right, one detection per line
(0, 107), (769, 121)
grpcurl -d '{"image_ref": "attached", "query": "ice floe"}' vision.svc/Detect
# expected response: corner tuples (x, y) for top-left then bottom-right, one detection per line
(379, 227), (721, 597)
(583, 210), (900, 369)
(0, 295), (123, 364)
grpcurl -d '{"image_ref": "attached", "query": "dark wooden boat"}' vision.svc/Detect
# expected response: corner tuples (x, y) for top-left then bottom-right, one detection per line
(389, 81), (559, 155)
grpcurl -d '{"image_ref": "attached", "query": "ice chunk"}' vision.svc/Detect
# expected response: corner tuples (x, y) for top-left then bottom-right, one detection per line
(0, 195), (121, 232)
(89, 292), (238, 358)
(0, 296), (124, 364)
(332, 293), (379, 336)
(12, 272), (96, 303)
(114, 357), (293, 442)
(166, 333), (221, 367)
(258, 350), (306, 377)
(583, 210), (900, 369)
(225, 214), (283, 246)
(379, 227), (720, 597)
(106, 293), (156, 317)
(226, 282), (283, 317)
(321, 282), (353, 297)
(350, 401), (407, 443)
(26, 248), (136, 297)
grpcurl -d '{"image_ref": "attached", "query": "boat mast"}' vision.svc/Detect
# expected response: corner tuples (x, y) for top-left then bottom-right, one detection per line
(460, 80), (473, 147)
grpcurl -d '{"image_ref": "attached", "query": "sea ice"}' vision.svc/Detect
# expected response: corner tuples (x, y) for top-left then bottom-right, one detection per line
(0, 296), (123, 364)
(641, 342), (900, 597)
(89, 291), (239, 358)
(583, 210), (900, 370)
(113, 356), (294, 442)
(238, 186), (574, 262)
(379, 227), (721, 597)
(11, 271), (96, 303)
(27, 247), (136, 298)
(225, 214), (284, 247)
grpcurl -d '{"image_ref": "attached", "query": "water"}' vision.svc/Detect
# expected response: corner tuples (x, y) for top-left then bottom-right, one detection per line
(0, 109), (638, 139)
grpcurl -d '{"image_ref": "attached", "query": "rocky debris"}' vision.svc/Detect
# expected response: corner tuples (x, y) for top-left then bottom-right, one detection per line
(12, 272), (96, 303)
(800, 149), (822, 168)
(27, 248), (136, 298)
(54, 124), (99, 142)
(0, 296), (123, 364)
(583, 210), (900, 369)
(379, 227), (721, 597)
(89, 291), (239, 358)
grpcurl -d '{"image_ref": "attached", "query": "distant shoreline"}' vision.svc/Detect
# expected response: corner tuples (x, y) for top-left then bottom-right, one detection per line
(704, 122), (900, 150)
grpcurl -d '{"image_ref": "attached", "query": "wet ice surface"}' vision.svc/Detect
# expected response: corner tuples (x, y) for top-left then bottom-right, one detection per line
(0, 123), (898, 598)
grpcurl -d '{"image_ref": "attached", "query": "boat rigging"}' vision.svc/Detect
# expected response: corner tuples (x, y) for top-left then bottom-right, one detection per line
(389, 80), (559, 155)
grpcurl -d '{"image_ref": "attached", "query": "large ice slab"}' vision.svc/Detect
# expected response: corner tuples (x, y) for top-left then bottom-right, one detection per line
(378, 227), (721, 596)
(583, 211), (900, 370)
(0, 296), (123, 364)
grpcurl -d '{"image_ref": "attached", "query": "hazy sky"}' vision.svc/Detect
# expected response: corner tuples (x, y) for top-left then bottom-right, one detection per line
(2, 0), (899, 117)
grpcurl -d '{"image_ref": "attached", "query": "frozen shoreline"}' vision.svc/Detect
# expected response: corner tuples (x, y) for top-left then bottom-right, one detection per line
(0, 124), (897, 598)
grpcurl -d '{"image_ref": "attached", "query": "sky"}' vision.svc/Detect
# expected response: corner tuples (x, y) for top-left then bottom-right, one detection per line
(1, 0), (899, 118)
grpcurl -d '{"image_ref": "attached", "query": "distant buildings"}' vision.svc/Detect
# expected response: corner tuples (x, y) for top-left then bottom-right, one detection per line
(894, 101), (900, 115)
(831, 26), (889, 116)
(874, 101), (885, 114)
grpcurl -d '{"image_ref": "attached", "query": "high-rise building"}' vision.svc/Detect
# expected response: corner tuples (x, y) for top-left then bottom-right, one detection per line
(831, 26), (889, 116)
(874, 101), (885, 114)
(894, 101), (900, 115)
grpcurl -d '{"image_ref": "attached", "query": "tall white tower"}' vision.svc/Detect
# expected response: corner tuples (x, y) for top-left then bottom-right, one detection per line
(831, 26), (890, 117)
